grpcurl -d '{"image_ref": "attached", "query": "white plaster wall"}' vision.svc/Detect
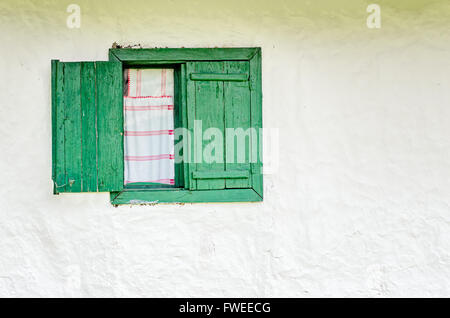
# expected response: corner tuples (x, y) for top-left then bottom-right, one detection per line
(0, 0), (449, 297)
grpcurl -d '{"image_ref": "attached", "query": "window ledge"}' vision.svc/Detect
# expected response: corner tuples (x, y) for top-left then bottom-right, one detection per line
(110, 188), (263, 205)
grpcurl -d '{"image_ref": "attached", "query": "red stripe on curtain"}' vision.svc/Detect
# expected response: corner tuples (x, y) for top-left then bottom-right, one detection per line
(125, 154), (175, 161)
(125, 179), (175, 185)
(124, 105), (174, 111)
(124, 130), (174, 136)
(124, 95), (173, 99)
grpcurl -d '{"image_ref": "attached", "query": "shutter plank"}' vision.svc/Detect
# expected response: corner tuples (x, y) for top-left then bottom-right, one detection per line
(180, 64), (191, 189)
(190, 73), (248, 81)
(81, 62), (98, 192)
(54, 61), (67, 192)
(193, 170), (249, 179)
(51, 60), (58, 193)
(186, 62), (197, 190)
(224, 61), (251, 189)
(96, 62), (124, 192)
(195, 62), (226, 190)
(174, 66), (185, 188)
(64, 62), (82, 192)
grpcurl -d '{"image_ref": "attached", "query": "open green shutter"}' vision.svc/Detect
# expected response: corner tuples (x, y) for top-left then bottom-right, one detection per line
(186, 61), (253, 190)
(52, 60), (124, 193)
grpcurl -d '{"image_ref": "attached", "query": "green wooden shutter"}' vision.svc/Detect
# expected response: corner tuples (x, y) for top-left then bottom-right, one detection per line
(51, 60), (124, 193)
(186, 61), (253, 190)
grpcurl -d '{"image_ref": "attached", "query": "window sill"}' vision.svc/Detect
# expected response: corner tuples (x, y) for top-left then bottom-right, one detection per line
(110, 188), (263, 205)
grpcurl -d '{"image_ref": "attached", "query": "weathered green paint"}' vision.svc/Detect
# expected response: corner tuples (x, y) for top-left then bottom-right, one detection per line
(55, 61), (66, 192)
(224, 61), (252, 189)
(96, 62), (124, 192)
(191, 61), (226, 190)
(110, 188), (262, 205)
(107, 48), (262, 200)
(52, 47), (262, 202)
(124, 182), (175, 189)
(108, 49), (121, 62)
(51, 60), (58, 194)
(186, 61), (254, 191)
(109, 48), (259, 64)
(180, 63), (190, 189)
(249, 49), (263, 199)
(52, 60), (124, 193)
(190, 73), (248, 81)
(192, 170), (249, 179)
(64, 62), (82, 192)
(81, 62), (97, 192)
(186, 62), (197, 190)
(173, 66), (183, 188)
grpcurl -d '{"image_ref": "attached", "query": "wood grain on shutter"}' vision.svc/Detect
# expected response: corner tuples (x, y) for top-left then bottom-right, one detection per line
(64, 62), (82, 192)
(81, 62), (97, 192)
(180, 63), (191, 189)
(52, 60), (123, 193)
(109, 48), (259, 64)
(186, 62), (197, 190)
(190, 73), (248, 81)
(224, 61), (251, 189)
(187, 61), (253, 191)
(96, 62), (124, 192)
(192, 170), (249, 179)
(54, 61), (66, 192)
(195, 62), (226, 190)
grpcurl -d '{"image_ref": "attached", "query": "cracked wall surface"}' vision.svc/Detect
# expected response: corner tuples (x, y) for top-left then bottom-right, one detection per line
(0, 0), (449, 297)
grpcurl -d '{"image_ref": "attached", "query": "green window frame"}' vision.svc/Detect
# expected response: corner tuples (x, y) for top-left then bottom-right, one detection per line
(52, 48), (262, 204)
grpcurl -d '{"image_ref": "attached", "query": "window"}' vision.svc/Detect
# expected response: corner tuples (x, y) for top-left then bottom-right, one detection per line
(123, 68), (176, 188)
(51, 48), (262, 204)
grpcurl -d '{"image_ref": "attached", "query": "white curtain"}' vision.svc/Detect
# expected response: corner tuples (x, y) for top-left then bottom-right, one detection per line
(124, 68), (175, 185)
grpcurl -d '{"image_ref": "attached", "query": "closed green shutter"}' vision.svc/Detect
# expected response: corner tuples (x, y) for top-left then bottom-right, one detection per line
(52, 60), (124, 193)
(186, 61), (253, 190)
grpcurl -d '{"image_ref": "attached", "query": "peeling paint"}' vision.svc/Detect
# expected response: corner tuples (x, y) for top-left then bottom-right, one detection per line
(128, 200), (160, 205)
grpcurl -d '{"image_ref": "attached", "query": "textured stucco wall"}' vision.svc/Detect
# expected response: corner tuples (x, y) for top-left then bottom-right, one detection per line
(0, 0), (449, 297)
